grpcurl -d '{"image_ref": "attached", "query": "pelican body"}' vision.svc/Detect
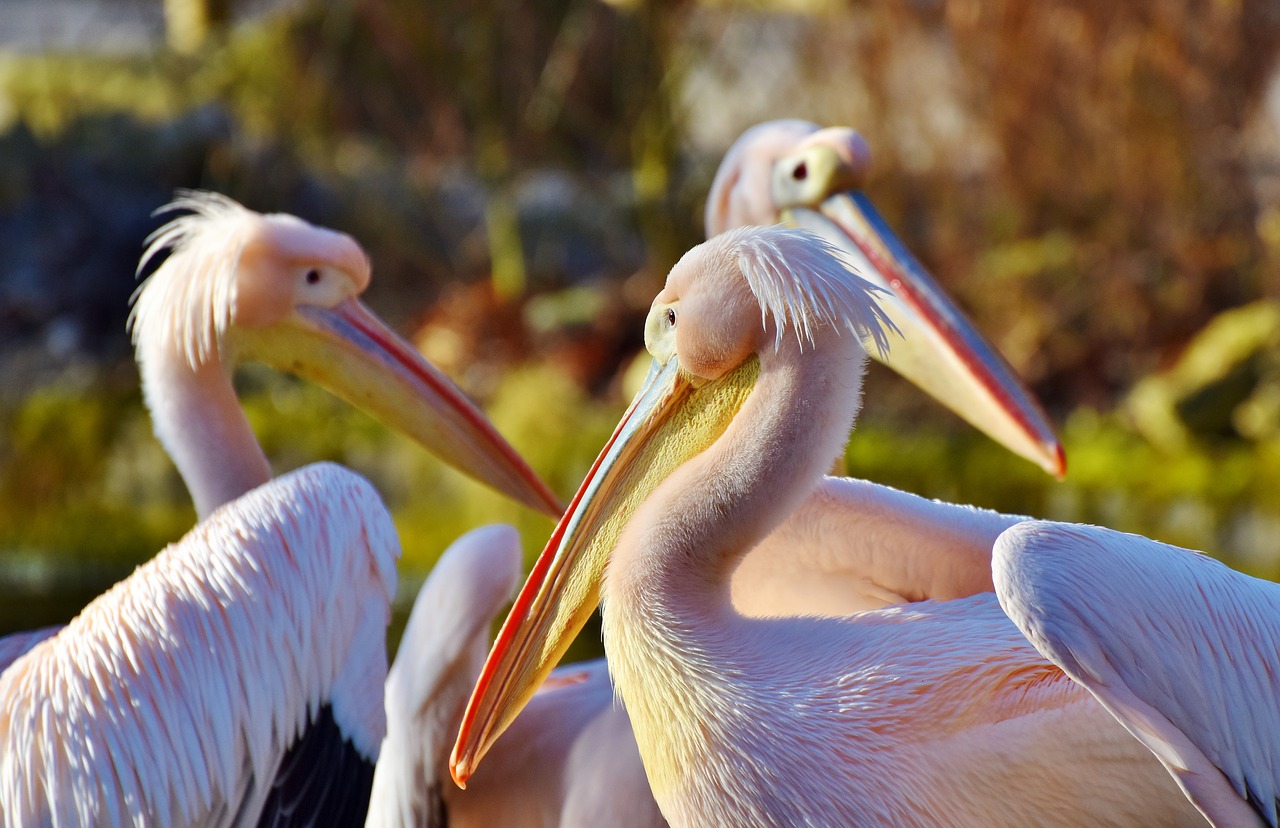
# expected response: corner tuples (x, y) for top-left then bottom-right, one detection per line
(453, 227), (1200, 826)
(0, 464), (395, 825)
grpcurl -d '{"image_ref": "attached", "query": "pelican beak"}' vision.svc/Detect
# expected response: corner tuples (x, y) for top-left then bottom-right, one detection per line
(450, 355), (758, 784)
(230, 297), (564, 517)
(773, 146), (1064, 477)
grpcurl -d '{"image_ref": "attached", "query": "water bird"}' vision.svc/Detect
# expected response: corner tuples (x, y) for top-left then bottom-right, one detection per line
(377, 116), (1085, 823)
(0, 192), (558, 824)
(453, 226), (1200, 826)
(707, 119), (1065, 615)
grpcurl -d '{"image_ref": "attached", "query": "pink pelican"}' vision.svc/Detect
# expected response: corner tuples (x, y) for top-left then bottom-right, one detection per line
(368, 113), (1082, 823)
(994, 521), (1280, 827)
(0, 191), (560, 824)
(367, 524), (664, 828)
(369, 112), (1087, 822)
(451, 226), (1202, 825)
(706, 118), (1065, 479)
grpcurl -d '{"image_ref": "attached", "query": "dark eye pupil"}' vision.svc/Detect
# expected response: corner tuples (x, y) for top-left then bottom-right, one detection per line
(305, 269), (321, 285)
(666, 308), (676, 327)
(793, 161), (808, 181)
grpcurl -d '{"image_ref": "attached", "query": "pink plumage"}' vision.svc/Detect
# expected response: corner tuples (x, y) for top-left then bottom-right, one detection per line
(0, 463), (398, 825)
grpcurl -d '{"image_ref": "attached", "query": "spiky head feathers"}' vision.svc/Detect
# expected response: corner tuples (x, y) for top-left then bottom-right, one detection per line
(128, 191), (371, 369)
(654, 226), (894, 378)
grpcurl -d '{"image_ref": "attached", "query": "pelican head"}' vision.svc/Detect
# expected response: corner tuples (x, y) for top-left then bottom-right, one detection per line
(130, 191), (561, 517)
(707, 120), (1065, 478)
(451, 225), (893, 783)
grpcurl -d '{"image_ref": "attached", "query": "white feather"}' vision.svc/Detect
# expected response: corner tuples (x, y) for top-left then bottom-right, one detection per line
(367, 524), (522, 828)
(0, 463), (399, 827)
(995, 520), (1280, 827)
(725, 225), (896, 357)
(129, 191), (257, 371)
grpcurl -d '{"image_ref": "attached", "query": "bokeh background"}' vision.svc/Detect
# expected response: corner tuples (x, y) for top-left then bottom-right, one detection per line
(2, 0), (1279, 652)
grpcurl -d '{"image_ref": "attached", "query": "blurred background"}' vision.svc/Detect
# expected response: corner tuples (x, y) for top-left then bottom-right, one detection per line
(2, 0), (1279, 651)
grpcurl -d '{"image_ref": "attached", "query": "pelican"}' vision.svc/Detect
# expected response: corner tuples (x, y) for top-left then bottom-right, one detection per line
(371, 117), (1082, 824)
(994, 520), (1280, 827)
(372, 117), (1085, 822)
(706, 119), (1064, 478)
(0, 191), (561, 824)
(452, 226), (1201, 826)
(367, 524), (663, 828)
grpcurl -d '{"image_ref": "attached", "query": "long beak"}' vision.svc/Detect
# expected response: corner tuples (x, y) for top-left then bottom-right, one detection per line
(784, 194), (1065, 478)
(450, 355), (758, 784)
(230, 298), (564, 517)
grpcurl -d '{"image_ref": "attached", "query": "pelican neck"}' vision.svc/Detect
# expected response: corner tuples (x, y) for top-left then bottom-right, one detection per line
(138, 338), (271, 519)
(599, 331), (866, 805)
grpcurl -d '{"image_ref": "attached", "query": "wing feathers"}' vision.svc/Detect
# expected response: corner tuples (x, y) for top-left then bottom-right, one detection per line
(995, 520), (1280, 827)
(0, 463), (398, 825)
(254, 703), (376, 827)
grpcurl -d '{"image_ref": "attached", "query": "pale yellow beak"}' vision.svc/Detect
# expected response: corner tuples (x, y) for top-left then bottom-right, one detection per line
(450, 355), (757, 784)
(773, 143), (1065, 478)
(230, 297), (564, 517)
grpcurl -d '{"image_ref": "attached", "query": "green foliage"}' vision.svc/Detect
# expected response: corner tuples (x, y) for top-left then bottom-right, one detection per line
(1127, 301), (1280, 448)
(0, 383), (187, 562)
(848, 404), (1280, 581)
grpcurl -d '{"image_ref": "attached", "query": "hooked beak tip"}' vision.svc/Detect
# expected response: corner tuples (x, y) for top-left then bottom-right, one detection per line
(1048, 443), (1067, 480)
(449, 753), (470, 788)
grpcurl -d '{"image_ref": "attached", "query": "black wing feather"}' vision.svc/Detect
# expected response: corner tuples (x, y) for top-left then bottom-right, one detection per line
(255, 703), (375, 827)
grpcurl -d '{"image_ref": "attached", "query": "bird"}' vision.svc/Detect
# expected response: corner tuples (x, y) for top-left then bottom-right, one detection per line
(705, 118), (1065, 479)
(0, 191), (561, 824)
(371, 117), (1077, 824)
(451, 226), (1202, 826)
(366, 524), (664, 828)
(994, 520), (1280, 828)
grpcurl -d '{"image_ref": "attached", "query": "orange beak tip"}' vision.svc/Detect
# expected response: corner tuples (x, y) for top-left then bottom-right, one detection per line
(449, 755), (470, 789)
(1050, 443), (1067, 480)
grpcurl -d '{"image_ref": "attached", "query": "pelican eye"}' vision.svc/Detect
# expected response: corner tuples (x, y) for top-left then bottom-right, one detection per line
(305, 269), (321, 285)
(666, 307), (677, 327)
(792, 161), (808, 181)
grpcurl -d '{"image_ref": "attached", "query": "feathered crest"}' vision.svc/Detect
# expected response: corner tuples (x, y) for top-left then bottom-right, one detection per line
(727, 225), (897, 356)
(128, 190), (259, 369)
